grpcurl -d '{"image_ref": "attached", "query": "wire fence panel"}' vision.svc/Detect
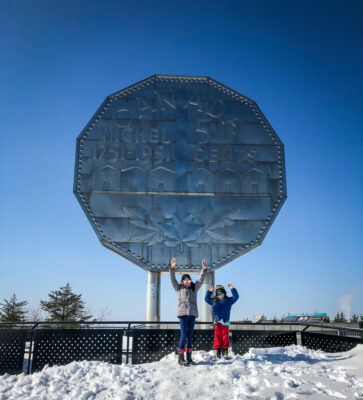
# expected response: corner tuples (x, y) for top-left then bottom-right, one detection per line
(132, 329), (179, 364)
(132, 329), (214, 364)
(32, 329), (123, 372)
(0, 329), (28, 375)
(232, 330), (297, 355)
(301, 331), (363, 353)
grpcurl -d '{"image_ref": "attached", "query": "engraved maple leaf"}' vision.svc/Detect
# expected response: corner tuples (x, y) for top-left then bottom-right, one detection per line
(123, 206), (164, 245)
(194, 204), (239, 243)
(160, 204), (202, 251)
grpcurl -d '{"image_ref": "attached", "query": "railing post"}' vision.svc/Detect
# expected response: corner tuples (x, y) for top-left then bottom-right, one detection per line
(126, 322), (131, 365)
(27, 323), (39, 374)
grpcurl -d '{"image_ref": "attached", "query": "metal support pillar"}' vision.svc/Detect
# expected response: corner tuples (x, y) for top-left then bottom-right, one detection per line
(200, 271), (215, 328)
(146, 271), (160, 322)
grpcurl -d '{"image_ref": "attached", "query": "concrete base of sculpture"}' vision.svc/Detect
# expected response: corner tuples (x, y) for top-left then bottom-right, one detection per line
(200, 272), (215, 327)
(145, 271), (160, 322)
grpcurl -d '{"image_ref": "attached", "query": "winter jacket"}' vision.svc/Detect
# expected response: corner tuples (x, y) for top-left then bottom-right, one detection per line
(205, 288), (239, 321)
(170, 268), (207, 318)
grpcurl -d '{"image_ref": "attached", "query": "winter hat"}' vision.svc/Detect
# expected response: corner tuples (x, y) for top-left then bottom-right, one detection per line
(181, 274), (191, 281)
(215, 285), (226, 295)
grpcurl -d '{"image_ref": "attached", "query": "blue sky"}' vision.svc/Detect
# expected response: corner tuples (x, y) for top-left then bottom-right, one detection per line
(0, 0), (362, 321)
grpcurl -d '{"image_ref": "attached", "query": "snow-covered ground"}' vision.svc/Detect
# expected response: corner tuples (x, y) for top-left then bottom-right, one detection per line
(1, 345), (362, 400)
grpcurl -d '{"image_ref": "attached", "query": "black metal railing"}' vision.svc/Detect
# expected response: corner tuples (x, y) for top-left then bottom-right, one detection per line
(0, 321), (362, 375)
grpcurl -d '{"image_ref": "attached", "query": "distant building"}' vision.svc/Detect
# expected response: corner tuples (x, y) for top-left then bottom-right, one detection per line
(282, 313), (327, 323)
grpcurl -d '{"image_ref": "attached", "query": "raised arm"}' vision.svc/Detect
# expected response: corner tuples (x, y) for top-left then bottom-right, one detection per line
(227, 284), (239, 305)
(169, 257), (180, 291)
(204, 286), (214, 305)
(195, 259), (208, 291)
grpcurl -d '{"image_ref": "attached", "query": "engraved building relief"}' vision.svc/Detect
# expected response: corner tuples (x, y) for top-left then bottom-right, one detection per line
(120, 167), (147, 191)
(91, 165), (120, 191)
(148, 167), (177, 192)
(187, 168), (214, 192)
(215, 169), (241, 193)
(241, 168), (269, 194)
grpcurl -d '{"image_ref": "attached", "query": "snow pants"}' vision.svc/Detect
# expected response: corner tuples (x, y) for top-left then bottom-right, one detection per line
(214, 324), (229, 349)
(178, 315), (195, 349)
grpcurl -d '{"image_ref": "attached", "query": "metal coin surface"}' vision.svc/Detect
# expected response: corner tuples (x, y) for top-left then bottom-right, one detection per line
(74, 75), (286, 272)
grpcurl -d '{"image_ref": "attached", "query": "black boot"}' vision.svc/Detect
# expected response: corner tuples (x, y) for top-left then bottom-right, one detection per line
(178, 349), (185, 366)
(186, 348), (196, 365)
(223, 348), (231, 360)
(216, 348), (222, 359)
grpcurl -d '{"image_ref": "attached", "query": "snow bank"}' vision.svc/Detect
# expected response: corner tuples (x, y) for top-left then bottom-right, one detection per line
(1, 345), (362, 399)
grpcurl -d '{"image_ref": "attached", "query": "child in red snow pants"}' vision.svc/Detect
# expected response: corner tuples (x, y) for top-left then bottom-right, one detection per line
(214, 324), (229, 349)
(205, 284), (239, 358)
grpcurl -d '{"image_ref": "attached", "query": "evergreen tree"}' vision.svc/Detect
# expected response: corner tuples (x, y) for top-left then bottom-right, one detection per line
(350, 313), (359, 323)
(333, 312), (347, 323)
(333, 312), (341, 323)
(0, 294), (28, 322)
(322, 314), (330, 323)
(339, 311), (347, 323)
(40, 283), (92, 327)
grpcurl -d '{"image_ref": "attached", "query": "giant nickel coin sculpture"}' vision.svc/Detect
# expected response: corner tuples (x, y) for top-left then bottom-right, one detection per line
(74, 75), (286, 320)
